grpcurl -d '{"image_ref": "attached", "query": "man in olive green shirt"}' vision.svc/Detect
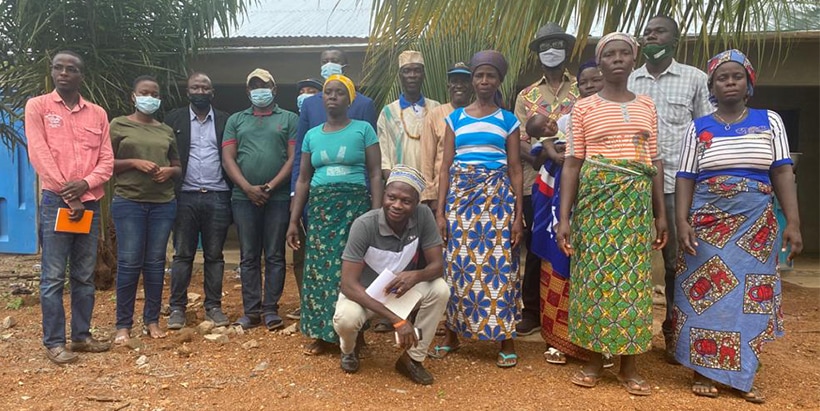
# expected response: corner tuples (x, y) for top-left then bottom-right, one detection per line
(222, 68), (297, 330)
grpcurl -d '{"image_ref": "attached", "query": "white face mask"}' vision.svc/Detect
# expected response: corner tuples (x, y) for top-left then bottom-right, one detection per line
(539, 49), (566, 68)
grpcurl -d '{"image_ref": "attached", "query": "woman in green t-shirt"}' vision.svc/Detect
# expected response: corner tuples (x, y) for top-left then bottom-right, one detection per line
(110, 75), (181, 345)
(287, 74), (383, 355)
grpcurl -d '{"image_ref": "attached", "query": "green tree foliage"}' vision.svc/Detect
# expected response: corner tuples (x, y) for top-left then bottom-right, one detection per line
(0, 0), (255, 289)
(362, 0), (817, 108)
(0, 0), (255, 149)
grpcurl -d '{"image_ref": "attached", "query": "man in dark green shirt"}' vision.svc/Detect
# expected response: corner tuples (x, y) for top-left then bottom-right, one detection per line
(222, 68), (297, 330)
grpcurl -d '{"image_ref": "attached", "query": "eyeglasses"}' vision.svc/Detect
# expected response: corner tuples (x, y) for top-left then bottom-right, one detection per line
(538, 39), (566, 52)
(51, 64), (80, 74)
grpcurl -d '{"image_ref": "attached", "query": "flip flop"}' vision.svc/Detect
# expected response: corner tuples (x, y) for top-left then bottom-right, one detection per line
(143, 324), (166, 339)
(543, 347), (567, 364)
(570, 369), (601, 388)
(113, 330), (130, 346)
(233, 315), (262, 330)
(692, 381), (719, 398)
(264, 313), (284, 331)
(618, 376), (652, 396)
(496, 352), (518, 368)
(740, 387), (766, 404)
(303, 339), (332, 356)
(428, 345), (460, 359)
(602, 354), (615, 369)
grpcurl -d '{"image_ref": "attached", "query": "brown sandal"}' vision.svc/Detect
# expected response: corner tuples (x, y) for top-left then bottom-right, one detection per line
(303, 339), (333, 356)
(692, 381), (719, 398)
(740, 387), (766, 404)
(570, 369), (602, 388)
(113, 329), (131, 346)
(618, 375), (652, 396)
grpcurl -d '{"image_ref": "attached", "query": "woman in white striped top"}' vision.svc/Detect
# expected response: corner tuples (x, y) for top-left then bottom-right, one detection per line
(673, 49), (802, 404)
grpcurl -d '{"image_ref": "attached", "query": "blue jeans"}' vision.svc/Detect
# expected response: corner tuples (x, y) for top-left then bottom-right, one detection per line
(39, 190), (100, 348)
(232, 199), (289, 317)
(112, 196), (176, 329)
(169, 191), (232, 312)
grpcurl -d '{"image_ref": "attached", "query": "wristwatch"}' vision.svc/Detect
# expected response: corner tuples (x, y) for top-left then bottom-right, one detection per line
(262, 183), (272, 193)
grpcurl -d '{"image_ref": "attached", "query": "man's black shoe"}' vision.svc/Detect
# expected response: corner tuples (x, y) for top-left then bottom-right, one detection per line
(340, 352), (359, 373)
(516, 318), (541, 336)
(395, 353), (433, 385)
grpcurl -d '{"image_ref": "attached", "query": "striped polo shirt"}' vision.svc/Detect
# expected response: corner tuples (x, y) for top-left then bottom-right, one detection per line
(566, 94), (660, 165)
(446, 107), (520, 169)
(677, 109), (792, 184)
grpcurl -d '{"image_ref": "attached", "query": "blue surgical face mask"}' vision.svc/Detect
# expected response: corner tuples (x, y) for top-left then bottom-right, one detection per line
(320, 62), (344, 79)
(134, 95), (161, 115)
(249, 88), (274, 107)
(296, 93), (315, 112)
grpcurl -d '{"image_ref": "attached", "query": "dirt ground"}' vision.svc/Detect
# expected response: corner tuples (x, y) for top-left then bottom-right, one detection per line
(0, 253), (818, 411)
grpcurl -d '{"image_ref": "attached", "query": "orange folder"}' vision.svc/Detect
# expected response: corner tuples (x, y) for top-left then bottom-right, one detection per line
(54, 208), (94, 234)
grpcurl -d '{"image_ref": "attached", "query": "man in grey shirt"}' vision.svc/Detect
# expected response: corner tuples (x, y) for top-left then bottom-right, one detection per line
(333, 165), (448, 385)
(628, 15), (713, 362)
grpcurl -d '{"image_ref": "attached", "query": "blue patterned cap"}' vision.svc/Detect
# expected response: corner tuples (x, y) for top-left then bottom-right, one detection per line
(386, 164), (426, 196)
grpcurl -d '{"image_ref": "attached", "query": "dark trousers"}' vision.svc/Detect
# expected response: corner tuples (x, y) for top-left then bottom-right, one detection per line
(521, 195), (541, 322)
(661, 193), (679, 338)
(232, 199), (289, 317)
(291, 221), (305, 296)
(169, 191), (232, 312)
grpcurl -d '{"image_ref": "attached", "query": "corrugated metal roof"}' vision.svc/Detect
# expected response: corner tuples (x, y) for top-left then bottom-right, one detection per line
(215, 0), (373, 39)
(571, 3), (819, 38)
(216, 1), (817, 40)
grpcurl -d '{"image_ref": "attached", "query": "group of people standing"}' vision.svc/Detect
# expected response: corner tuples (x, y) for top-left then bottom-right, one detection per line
(507, 17), (802, 403)
(25, 13), (801, 403)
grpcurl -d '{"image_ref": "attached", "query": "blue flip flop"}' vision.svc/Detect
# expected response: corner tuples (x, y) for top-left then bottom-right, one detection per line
(428, 345), (460, 359)
(233, 315), (261, 330)
(264, 313), (284, 331)
(496, 352), (518, 368)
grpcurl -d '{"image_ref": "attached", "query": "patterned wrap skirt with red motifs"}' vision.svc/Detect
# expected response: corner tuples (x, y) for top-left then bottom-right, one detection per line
(673, 176), (783, 393)
(532, 158), (594, 360)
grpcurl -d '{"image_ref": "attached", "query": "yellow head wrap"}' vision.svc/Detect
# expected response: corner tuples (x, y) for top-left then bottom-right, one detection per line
(324, 74), (356, 103)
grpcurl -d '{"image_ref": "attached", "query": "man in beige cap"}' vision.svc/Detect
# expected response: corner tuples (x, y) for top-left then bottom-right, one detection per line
(222, 68), (299, 330)
(377, 50), (441, 183)
(420, 62), (473, 215)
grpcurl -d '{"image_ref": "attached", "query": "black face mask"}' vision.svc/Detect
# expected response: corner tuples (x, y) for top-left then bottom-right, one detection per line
(188, 93), (212, 109)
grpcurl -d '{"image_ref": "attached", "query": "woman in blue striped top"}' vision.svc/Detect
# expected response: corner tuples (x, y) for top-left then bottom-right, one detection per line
(431, 50), (525, 368)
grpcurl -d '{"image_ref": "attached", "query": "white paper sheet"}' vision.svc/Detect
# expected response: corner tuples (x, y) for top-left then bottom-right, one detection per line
(365, 268), (397, 304)
(365, 268), (422, 319)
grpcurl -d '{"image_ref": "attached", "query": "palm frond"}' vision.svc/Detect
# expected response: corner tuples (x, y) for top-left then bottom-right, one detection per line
(0, 0), (257, 149)
(363, 0), (814, 109)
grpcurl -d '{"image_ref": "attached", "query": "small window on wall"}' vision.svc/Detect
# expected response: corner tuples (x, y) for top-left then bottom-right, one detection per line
(772, 109), (799, 151)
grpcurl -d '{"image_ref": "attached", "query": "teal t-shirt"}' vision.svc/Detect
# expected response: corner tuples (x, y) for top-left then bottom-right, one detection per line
(302, 120), (378, 187)
(224, 105), (298, 201)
